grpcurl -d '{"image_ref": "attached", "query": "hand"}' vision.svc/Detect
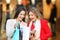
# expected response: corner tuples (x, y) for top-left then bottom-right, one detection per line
(30, 30), (36, 40)
(30, 30), (36, 34)
(14, 24), (16, 28)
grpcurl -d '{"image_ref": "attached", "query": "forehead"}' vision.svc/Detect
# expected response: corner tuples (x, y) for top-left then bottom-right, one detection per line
(29, 11), (34, 14)
(20, 10), (25, 13)
(19, 10), (25, 14)
(29, 11), (36, 15)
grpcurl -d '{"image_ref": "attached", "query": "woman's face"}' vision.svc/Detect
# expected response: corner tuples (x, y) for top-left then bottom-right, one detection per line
(17, 10), (25, 21)
(29, 11), (37, 22)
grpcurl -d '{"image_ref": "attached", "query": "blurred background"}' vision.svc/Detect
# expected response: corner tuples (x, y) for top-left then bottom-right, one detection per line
(0, 0), (60, 40)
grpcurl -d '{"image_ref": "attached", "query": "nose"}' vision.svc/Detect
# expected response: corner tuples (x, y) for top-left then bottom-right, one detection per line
(21, 15), (24, 18)
(29, 16), (32, 19)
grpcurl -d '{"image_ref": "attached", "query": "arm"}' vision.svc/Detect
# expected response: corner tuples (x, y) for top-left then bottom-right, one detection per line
(44, 21), (52, 39)
(41, 20), (52, 40)
(44, 21), (52, 38)
(6, 20), (15, 38)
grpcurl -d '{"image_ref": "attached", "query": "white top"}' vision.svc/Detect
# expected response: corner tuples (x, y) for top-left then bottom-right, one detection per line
(29, 19), (41, 40)
(34, 19), (41, 40)
(6, 19), (16, 38)
(6, 19), (30, 40)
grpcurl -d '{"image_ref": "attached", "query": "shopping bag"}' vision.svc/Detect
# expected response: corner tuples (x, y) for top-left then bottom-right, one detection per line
(12, 23), (22, 40)
(12, 27), (19, 40)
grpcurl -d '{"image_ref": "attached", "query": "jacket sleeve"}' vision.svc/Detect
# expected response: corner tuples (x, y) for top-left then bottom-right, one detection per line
(41, 20), (52, 40)
(6, 20), (15, 38)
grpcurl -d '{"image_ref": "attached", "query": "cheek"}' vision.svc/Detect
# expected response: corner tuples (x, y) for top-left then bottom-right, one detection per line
(29, 16), (32, 18)
(20, 15), (25, 19)
(22, 14), (25, 17)
(18, 14), (21, 18)
(29, 16), (34, 20)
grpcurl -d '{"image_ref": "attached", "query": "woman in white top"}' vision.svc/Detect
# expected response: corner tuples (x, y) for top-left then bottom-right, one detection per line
(6, 7), (30, 40)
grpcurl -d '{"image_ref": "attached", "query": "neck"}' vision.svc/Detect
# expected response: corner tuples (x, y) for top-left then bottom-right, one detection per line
(33, 18), (38, 23)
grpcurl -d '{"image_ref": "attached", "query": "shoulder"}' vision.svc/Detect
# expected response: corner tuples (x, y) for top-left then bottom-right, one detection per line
(7, 19), (16, 22)
(7, 19), (16, 24)
(40, 19), (49, 29)
(40, 19), (48, 23)
(40, 19), (48, 27)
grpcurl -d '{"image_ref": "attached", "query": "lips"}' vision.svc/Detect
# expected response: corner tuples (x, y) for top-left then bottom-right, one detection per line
(19, 17), (23, 19)
(30, 18), (34, 20)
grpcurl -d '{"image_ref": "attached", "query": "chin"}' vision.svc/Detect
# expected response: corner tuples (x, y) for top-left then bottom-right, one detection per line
(19, 19), (22, 21)
(32, 20), (35, 21)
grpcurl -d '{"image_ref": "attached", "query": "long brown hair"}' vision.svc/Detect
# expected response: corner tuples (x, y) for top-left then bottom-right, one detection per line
(29, 7), (42, 19)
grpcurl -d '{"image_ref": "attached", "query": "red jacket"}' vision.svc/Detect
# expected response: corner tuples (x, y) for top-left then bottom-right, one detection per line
(27, 19), (52, 40)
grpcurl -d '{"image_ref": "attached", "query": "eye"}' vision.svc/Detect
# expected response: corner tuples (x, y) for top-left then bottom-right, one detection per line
(31, 15), (33, 16)
(21, 13), (25, 16)
(29, 14), (33, 16)
(20, 14), (22, 15)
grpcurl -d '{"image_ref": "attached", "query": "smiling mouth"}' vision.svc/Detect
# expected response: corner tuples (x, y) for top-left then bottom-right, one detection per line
(30, 18), (34, 20)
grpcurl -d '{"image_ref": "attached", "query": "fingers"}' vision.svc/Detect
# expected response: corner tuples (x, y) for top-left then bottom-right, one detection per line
(14, 24), (16, 28)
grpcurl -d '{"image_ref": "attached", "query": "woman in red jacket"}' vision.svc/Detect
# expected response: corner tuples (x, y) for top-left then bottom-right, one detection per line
(27, 7), (52, 40)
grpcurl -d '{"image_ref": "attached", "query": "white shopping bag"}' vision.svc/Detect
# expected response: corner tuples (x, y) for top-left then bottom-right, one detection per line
(23, 27), (30, 40)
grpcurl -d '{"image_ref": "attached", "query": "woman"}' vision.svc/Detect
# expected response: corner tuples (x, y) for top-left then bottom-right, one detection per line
(6, 7), (30, 40)
(27, 7), (52, 40)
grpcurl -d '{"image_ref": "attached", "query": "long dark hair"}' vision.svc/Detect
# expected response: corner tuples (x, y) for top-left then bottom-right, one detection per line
(14, 6), (26, 21)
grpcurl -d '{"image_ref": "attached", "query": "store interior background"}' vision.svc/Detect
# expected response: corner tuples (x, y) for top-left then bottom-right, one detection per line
(0, 0), (60, 40)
